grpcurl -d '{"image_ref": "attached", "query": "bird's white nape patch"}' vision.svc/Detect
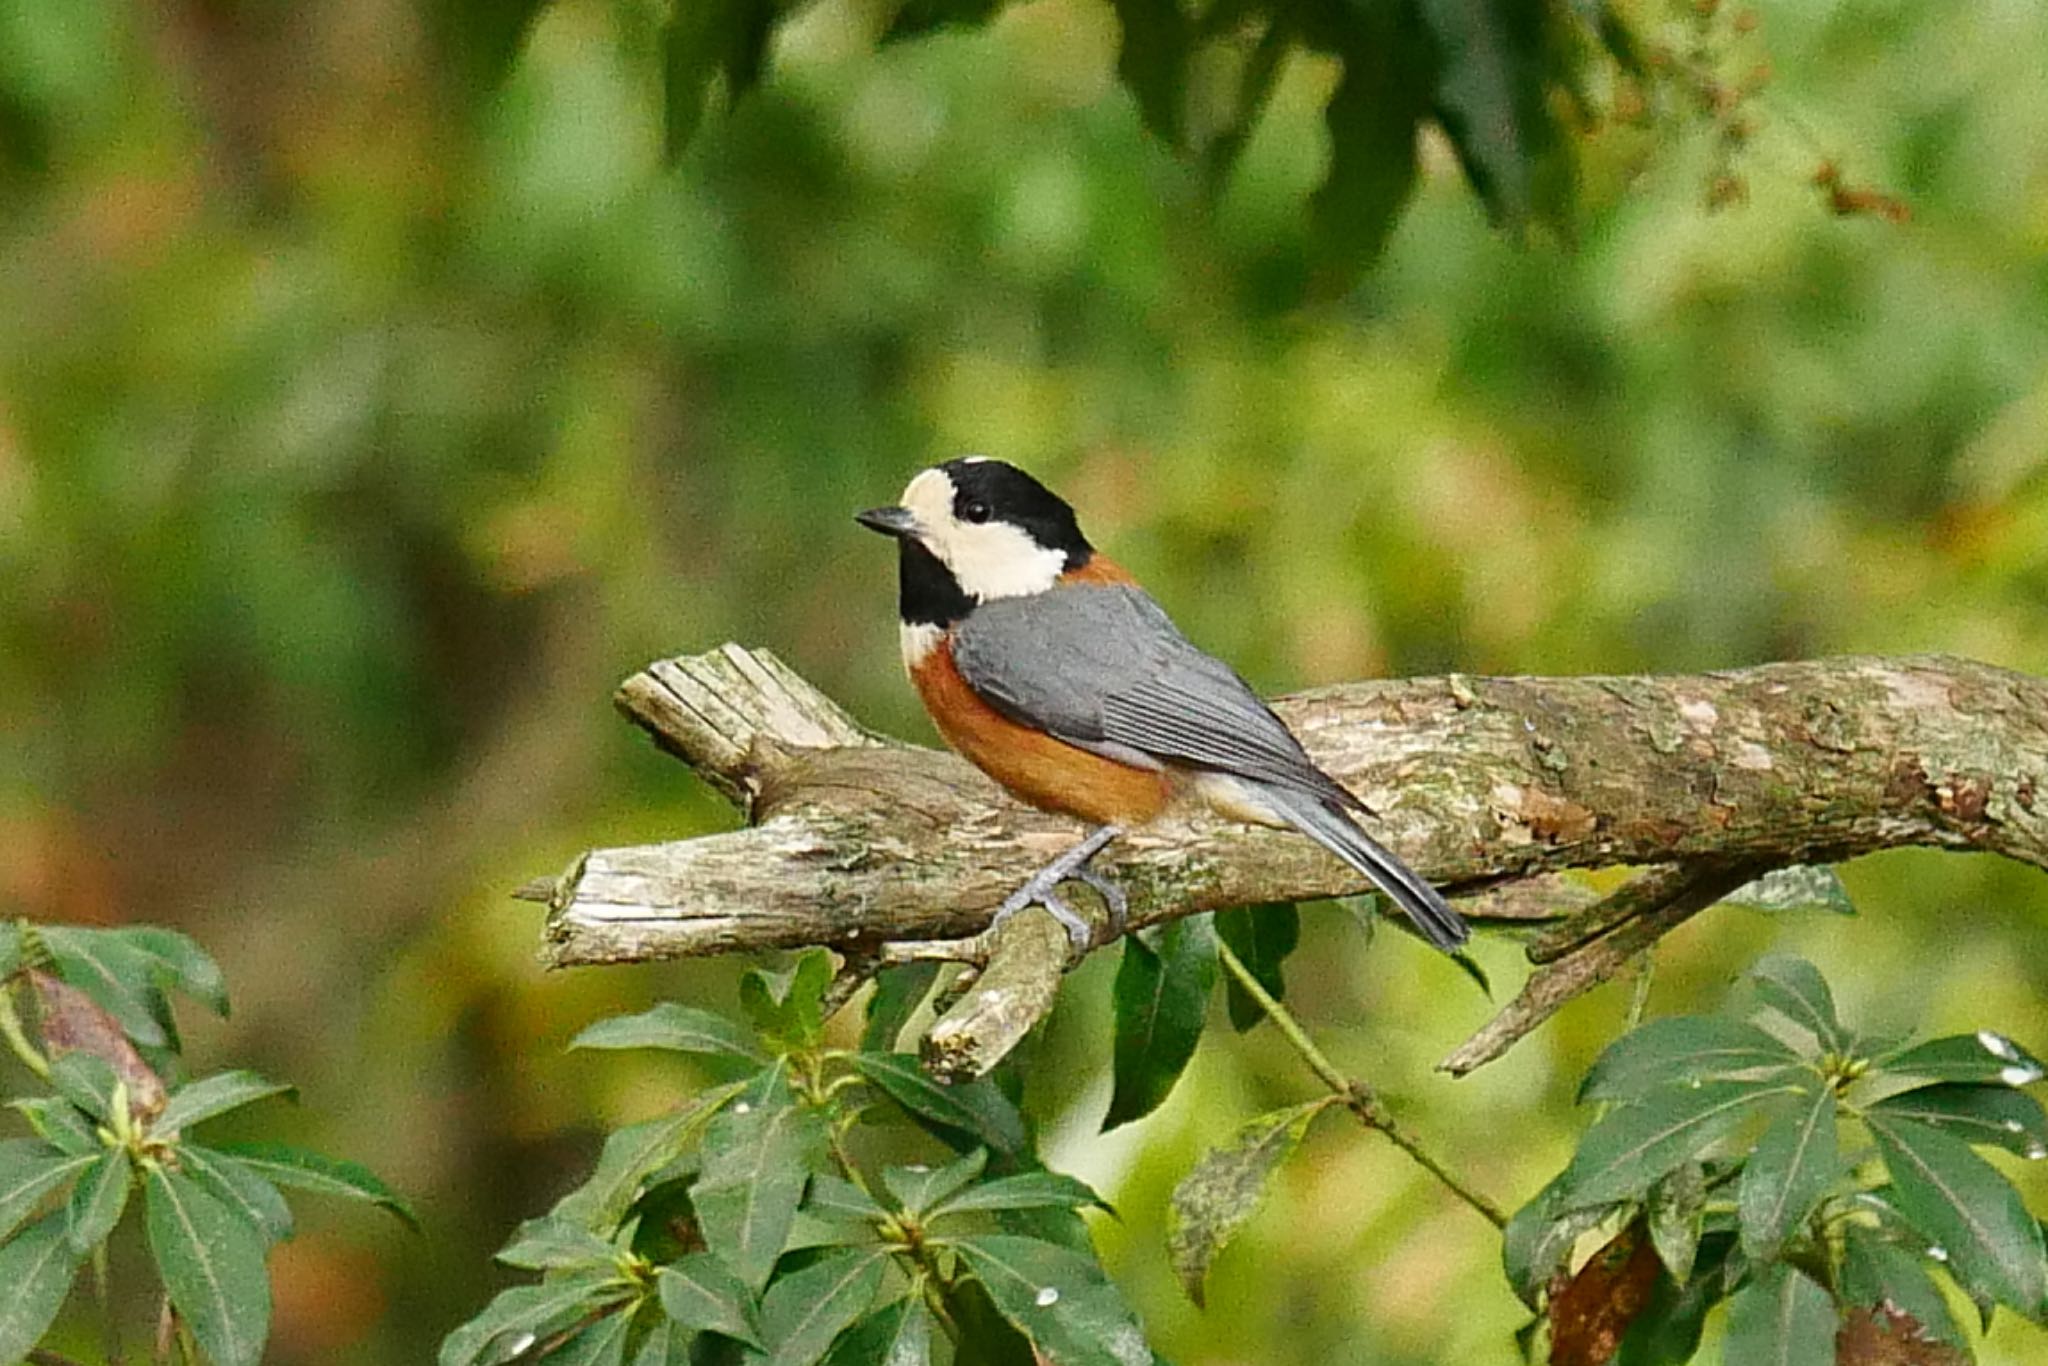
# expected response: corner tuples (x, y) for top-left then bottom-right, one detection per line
(899, 621), (942, 672)
(897, 465), (1066, 601)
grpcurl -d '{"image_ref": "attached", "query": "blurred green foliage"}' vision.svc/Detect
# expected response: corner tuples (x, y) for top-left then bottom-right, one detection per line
(2, 0), (2047, 1360)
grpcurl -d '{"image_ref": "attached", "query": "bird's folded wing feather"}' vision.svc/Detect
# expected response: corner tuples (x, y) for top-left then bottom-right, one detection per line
(950, 584), (1349, 799)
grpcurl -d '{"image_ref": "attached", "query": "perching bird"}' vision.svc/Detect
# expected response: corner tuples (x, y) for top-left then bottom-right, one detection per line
(856, 457), (1468, 954)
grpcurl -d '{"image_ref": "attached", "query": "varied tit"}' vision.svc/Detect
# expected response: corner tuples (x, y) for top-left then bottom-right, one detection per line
(856, 457), (1469, 954)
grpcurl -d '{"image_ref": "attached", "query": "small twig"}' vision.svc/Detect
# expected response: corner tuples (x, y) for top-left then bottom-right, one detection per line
(1527, 864), (1704, 963)
(0, 980), (52, 1081)
(1441, 862), (1761, 1077)
(921, 908), (1070, 1081)
(1214, 940), (1506, 1228)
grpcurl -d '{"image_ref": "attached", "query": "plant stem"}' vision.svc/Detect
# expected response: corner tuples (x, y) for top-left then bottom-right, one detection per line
(0, 980), (51, 1081)
(1215, 940), (1507, 1228)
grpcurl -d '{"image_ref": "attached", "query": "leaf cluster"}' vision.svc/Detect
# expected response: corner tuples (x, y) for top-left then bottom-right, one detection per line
(446, 951), (1149, 1365)
(1506, 954), (2048, 1364)
(0, 920), (414, 1365)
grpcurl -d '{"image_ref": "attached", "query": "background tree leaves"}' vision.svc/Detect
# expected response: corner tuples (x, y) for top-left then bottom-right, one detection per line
(1105, 917), (1216, 1130)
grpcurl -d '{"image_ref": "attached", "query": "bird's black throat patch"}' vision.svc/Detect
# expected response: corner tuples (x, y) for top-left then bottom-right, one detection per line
(897, 537), (977, 628)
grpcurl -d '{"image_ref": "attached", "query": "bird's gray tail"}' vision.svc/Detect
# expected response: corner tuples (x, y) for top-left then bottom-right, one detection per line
(1253, 783), (1469, 952)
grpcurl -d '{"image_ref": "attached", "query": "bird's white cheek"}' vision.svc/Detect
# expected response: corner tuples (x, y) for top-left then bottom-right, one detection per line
(942, 523), (1066, 600)
(899, 622), (943, 672)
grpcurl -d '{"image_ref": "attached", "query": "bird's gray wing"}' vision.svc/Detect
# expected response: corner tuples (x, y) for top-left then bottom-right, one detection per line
(950, 585), (1346, 798)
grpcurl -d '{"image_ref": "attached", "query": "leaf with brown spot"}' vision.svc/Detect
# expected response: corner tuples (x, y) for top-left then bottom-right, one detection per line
(30, 970), (167, 1119)
(1549, 1219), (1661, 1366)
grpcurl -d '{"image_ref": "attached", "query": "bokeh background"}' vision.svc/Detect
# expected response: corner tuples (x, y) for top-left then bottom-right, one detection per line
(5, 0), (2048, 1360)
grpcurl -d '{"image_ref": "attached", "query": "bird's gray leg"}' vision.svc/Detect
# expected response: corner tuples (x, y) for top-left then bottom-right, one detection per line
(991, 823), (1126, 951)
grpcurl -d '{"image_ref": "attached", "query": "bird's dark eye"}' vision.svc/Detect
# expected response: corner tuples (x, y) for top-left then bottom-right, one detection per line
(962, 500), (992, 524)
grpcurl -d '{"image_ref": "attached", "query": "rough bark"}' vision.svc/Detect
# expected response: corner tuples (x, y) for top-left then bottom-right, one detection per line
(517, 645), (2048, 1074)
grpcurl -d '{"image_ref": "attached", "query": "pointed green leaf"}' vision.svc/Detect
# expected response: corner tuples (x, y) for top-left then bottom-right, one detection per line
(11, 1097), (98, 1155)
(658, 1251), (763, 1347)
(883, 1147), (986, 1217)
(740, 951), (834, 1050)
(1578, 1015), (1808, 1103)
(1868, 1083), (2048, 1158)
(1308, 9), (1431, 288)
(1747, 955), (1849, 1054)
(930, 1170), (1109, 1222)
(571, 1004), (766, 1063)
(1214, 906), (1296, 1033)
(1723, 865), (1857, 917)
(1721, 1263), (1836, 1366)
(1879, 1032), (2047, 1088)
(180, 1146), (293, 1244)
(1108, 0), (1190, 147)
(156, 1071), (296, 1134)
(0, 1140), (95, 1243)
(145, 1165), (272, 1366)
(1865, 1111), (2048, 1318)
(1105, 918), (1216, 1130)
(0, 1211), (82, 1363)
(551, 1308), (635, 1366)
(938, 1274), (1038, 1363)
(1557, 1080), (1799, 1208)
(1167, 1098), (1335, 1307)
(1839, 1223), (1964, 1347)
(1737, 1084), (1840, 1260)
(1501, 1172), (1619, 1309)
(852, 1053), (1027, 1156)
(807, 1173), (886, 1220)
(629, 1316), (694, 1366)
(549, 1082), (742, 1230)
(753, 1247), (889, 1365)
(1646, 1162), (1705, 1285)
(437, 1271), (631, 1366)
(662, 0), (776, 161)
(1416, 0), (1573, 234)
(48, 1050), (121, 1120)
(821, 1295), (933, 1366)
(949, 1234), (1152, 1366)
(42, 925), (175, 1046)
(65, 1149), (131, 1252)
(120, 926), (232, 1015)
(497, 1214), (619, 1270)
(862, 963), (940, 1054)
(215, 1141), (420, 1230)
(692, 1067), (828, 1293)
(784, 1207), (885, 1253)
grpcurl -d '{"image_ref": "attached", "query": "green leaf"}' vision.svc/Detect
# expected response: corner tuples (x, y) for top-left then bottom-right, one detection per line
(1879, 1032), (2047, 1088)
(882, 1147), (986, 1217)
(215, 1140), (420, 1230)
(146, 1164), (272, 1366)
(862, 963), (940, 1054)
(852, 1053), (1028, 1156)
(42, 925), (176, 1047)
(437, 1272), (631, 1366)
(1839, 1223), (1964, 1347)
(740, 951), (835, 1051)
(1556, 1080), (1799, 1208)
(497, 1214), (620, 1271)
(0, 1212), (82, 1363)
(1721, 1262), (1836, 1366)
(0, 1140), (95, 1243)
(658, 1250), (763, 1347)
(1108, 0), (1190, 148)
(929, 1170), (1109, 1222)
(807, 1173), (886, 1220)
(1747, 955), (1850, 1054)
(1416, 0), (1573, 234)
(156, 1070), (296, 1134)
(1166, 1098), (1335, 1307)
(1736, 1084), (1839, 1260)
(0, 920), (19, 978)
(1613, 1230), (1737, 1366)
(753, 1246), (890, 1365)
(1214, 905), (1297, 1033)
(551, 1308), (635, 1366)
(1308, 5), (1431, 289)
(1868, 1083), (2048, 1159)
(180, 1146), (294, 1244)
(65, 1149), (131, 1252)
(1105, 918), (1216, 1130)
(692, 1066), (828, 1293)
(572, 1003), (767, 1063)
(1645, 1162), (1705, 1285)
(938, 1275), (1038, 1364)
(1501, 1172), (1618, 1309)
(423, 0), (549, 96)
(949, 1234), (1153, 1366)
(629, 1316), (694, 1366)
(821, 1295), (934, 1366)
(49, 1050), (121, 1120)
(120, 926), (232, 1016)
(785, 1207), (885, 1253)
(1722, 865), (1858, 917)
(11, 1097), (99, 1155)
(883, 0), (1007, 44)
(1578, 1015), (1809, 1103)
(550, 1083), (742, 1231)
(1865, 1111), (2048, 1318)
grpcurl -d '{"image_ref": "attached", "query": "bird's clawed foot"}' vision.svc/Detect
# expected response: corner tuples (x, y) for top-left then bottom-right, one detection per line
(988, 823), (1127, 953)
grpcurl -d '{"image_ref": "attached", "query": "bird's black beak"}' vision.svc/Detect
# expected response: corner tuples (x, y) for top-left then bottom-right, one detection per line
(855, 505), (920, 539)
